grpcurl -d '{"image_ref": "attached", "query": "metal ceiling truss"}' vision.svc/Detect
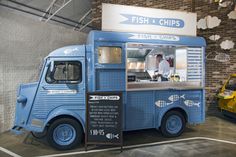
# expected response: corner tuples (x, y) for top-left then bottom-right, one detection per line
(78, 17), (100, 32)
(73, 9), (92, 30)
(0, 0), (97, 32)
(40, 0), (72, 22)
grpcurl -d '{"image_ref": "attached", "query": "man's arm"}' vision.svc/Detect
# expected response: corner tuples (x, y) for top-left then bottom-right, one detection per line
(154, 62), (164, 78)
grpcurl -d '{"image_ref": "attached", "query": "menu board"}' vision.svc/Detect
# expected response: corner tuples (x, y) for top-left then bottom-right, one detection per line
(86, 92), (123, 147)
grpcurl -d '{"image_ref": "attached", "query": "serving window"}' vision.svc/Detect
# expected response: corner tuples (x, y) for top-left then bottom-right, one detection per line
(126, 43), (203, 89)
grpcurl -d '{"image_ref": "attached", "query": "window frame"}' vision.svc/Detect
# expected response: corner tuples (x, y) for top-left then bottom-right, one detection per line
(45, 61), (82, 84)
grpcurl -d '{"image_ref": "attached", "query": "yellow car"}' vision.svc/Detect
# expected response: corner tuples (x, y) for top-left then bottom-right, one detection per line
(217, 74), (236, 117)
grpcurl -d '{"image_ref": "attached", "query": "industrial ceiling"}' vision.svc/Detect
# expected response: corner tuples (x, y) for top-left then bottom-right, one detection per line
(0, 0), (96, 32)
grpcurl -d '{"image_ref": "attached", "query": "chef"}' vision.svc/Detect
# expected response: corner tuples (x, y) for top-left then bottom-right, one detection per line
(154, 54), (170, 81)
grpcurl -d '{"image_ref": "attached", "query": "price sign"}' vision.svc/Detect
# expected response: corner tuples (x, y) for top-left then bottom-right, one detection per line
(85, 92), (123, 148)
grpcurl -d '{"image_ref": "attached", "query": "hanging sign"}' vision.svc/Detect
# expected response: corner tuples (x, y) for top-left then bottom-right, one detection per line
(102, 3), (197, 36)
(85, 92), (123, 149)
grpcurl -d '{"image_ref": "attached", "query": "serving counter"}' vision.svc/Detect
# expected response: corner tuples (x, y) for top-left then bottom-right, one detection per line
(127, 81), (203, 91)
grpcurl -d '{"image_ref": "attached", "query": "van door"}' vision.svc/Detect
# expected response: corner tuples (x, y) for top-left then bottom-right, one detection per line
(29, 57), (86, 129)
(94, 42), (126, 129)
(94, 42), (126, 91)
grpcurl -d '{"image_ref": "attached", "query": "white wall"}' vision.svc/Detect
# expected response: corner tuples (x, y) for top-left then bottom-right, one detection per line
(0, 7), (88, 133)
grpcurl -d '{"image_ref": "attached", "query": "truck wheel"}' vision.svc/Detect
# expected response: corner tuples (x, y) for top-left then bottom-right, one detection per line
(47, 118), (83, 150)
(160, 110), (186, 137)
(31, 130), (47, 139)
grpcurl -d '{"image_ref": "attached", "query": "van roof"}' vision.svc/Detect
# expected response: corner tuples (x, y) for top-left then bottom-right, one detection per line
(47, 45), (85, 57)
(87, 30), (206, 47)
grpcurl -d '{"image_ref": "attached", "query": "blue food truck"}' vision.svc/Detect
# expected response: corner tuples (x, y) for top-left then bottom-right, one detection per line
(12, 30), (206, 150)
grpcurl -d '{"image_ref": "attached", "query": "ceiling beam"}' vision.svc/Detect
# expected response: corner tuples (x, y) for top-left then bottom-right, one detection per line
(40, 0), (57, 21)
(41, 0), (72, 23)
(73, 9), (92, 30)
(0, 3), (76, 28)
(4, 0), (96, 30)
(78, 17), (100, 32)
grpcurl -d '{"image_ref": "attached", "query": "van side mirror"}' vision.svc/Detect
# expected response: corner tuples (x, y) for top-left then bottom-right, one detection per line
(50, 61), (54, 72)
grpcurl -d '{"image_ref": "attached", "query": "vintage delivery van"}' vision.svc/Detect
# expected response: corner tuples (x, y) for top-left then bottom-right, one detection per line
(12, 31), (206, 150)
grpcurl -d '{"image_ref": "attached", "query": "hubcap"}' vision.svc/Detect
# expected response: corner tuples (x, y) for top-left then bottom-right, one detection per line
(166, 115), (182, 134)
(53, 124), (76, 146)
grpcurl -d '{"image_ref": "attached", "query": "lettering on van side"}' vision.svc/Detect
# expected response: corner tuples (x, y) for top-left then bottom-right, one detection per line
(89, 95), (120, 101)
(47, 90), (77, 95)
(129, 33), (180, 41)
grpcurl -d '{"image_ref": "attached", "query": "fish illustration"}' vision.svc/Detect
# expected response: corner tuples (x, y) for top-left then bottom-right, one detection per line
(168, 94), (185, 102)
(155, 100), (173, 108)
(184, 100), (200, 107)
(106, 133), (119, 139)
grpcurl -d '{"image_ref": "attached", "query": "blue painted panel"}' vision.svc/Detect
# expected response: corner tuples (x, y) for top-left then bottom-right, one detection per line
(14, 82), (38, 128)
(32, 85), (85, 119)
(28, 56), (86, 130)
(179, 90), (204, 123)
(86, 46), (94, 92)
(153, 89), (204, 127)
(48, 45), (85, 57)
(126, 91), (155, 130)
(154, 90), (181, 128)
(124, 89), (204, 131)
(96, 69), (125, 91)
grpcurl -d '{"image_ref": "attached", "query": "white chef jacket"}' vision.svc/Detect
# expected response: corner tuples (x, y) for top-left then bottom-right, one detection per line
(157, 59), (170, 78)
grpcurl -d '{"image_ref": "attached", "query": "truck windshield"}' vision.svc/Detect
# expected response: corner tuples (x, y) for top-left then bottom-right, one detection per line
(225, 77), (236, 91)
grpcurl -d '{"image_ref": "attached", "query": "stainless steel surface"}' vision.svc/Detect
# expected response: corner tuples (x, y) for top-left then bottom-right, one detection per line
(98, 47), (122, 64)
(145, 54), (157, 71)
(127, 81), (202, 90)
(126, 48), (149, 59)
(127, 62), (145, 71)
(128, 69), (146, 72)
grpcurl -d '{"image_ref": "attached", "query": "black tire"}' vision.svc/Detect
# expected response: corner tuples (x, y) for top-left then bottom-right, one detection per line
(31, 129), (47, 139)
(160, 110), (186, 137)
(47, 118), (83, 150)
(222, 113), (232, 118)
